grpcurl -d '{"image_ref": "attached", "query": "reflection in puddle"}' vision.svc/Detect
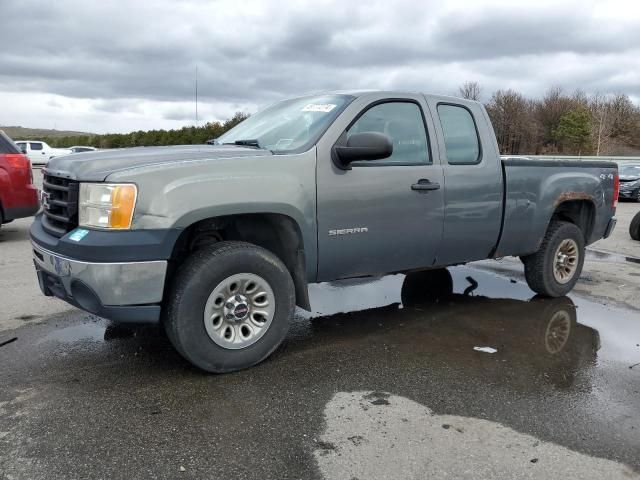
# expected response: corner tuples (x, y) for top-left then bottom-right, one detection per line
(292, 269), (602, 390)
(297, 266), (638, 368)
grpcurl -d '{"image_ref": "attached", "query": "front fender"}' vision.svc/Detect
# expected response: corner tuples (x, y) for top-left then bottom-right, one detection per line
(108, 150), (318, 279)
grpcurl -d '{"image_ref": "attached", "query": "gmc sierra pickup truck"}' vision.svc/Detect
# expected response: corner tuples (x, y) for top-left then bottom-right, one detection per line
(30, 91), (619, 372)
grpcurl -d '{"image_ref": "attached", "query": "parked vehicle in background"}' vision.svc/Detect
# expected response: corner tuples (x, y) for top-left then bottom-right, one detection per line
(30, 91), (619, 373)
(14, 140), (72, 165)
(618, 163), (640, 202)
(0, 131), (39, 228)
(69, 146), (98, 153)
(630, 210), (640, 241)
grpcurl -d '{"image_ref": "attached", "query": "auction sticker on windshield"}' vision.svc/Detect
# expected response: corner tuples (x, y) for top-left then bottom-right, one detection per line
(302, 104), (337, 112)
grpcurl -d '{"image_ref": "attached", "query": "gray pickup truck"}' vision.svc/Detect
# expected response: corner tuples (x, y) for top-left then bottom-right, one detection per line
(31, 91), (619, 372)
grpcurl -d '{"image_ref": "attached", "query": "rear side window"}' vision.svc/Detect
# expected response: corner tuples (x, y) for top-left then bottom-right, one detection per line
(0, 132), (20, 153)
(437, 104), (481, 165)
(348, 102), (430, 165)
(30, 142), (43, 151)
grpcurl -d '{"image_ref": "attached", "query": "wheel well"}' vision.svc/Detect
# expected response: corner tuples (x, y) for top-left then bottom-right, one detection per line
(170, 213), (310, 310)
(551, 200), (595, 242)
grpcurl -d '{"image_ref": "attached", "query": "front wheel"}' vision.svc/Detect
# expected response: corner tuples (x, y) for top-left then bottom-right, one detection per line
(164, 241), (295, 373)
(522, 221), (585, 297)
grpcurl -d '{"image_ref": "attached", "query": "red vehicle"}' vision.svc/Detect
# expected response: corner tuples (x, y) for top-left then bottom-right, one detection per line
(0, 130), (39, 228)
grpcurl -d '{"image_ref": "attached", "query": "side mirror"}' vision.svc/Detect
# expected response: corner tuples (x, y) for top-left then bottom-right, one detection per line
(19, 146), (27, 154)
(333, 132), (393, 169)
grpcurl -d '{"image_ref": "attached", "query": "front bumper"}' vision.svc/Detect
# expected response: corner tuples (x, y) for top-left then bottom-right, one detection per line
(619, 185), (639, 199)
(32, 241), (167, 323)
(4, 203), (40, 221)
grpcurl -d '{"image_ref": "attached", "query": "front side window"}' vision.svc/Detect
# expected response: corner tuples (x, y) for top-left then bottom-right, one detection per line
(29, 142), (43, 151)
(347, 102), (430, 165)
(437, 104), (481, 165)
(216, 94), (354, 154)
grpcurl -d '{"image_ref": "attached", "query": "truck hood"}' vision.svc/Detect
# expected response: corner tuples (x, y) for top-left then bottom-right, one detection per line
(44, 144), (273, 181)
(619, 175), (640, 182)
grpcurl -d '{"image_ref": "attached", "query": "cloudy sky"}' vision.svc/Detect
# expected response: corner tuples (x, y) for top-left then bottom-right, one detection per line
(1, 0), (639, 134)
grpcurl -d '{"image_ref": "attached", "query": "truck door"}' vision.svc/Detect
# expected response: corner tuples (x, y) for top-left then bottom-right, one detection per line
(315, 95), (445, 281)
(28, 142), (47, 163)
(424, 99), (503, 264)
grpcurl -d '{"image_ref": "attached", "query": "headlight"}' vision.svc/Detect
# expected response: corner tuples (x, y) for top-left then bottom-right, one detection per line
(79, 183), (137, 229)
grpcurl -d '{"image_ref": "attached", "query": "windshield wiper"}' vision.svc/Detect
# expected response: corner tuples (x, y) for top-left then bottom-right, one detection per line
(223, 139), (262, 149)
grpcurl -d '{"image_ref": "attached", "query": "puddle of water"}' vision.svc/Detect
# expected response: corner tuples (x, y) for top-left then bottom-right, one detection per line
(300, 266), (640, 368)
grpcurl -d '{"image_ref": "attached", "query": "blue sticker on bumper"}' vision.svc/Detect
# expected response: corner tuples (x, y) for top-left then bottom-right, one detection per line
(68, 228), (90, 242)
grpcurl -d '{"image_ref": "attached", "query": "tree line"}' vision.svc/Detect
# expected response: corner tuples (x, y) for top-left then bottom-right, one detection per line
(42, 112), (249, 149)
(43, 85), (640, 156)
(459, 81), (640, 156)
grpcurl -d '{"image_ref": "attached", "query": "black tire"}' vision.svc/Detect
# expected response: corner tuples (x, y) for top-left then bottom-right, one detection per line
(401, 268), (454, 308)
(630, 211), (640, 241)
(522, 221), (585, 297)
(164, 241), (295, 373)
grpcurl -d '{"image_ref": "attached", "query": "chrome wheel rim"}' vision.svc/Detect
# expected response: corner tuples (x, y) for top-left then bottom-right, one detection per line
(553, 239), (579, 284)
(203, 273), (275, 350)
(544, 310), (571, 354)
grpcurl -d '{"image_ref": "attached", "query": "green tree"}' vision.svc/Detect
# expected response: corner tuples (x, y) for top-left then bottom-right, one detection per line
(553, 107), (592, 154)
(42, 111), (250, 149)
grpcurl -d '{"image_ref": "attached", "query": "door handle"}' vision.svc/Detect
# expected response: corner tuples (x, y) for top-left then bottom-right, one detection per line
(411, 179), (440, 191)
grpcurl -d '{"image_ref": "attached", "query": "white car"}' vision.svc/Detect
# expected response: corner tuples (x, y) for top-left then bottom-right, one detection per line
(14, 141), (72, 166)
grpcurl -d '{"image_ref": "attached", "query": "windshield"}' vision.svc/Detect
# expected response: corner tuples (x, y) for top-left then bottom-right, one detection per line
(620, 165), (640, 176)
(216, 94), (355, 153)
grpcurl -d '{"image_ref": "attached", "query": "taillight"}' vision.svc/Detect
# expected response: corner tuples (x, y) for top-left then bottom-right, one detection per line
(613, 171), (619, 210)
(4, 153), (30, 170)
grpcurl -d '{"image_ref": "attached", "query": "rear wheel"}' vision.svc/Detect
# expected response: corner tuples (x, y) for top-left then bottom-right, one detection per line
(522, 221), (585, 297)
(630, 211), (640, 241)
(164, 241), (295, 373)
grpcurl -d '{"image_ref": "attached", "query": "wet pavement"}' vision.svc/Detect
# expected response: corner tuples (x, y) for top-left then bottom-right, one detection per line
(1, 267), (639, 479)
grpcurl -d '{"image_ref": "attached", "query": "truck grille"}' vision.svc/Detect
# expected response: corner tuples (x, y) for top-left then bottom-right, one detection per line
(42, 173), (79, 237)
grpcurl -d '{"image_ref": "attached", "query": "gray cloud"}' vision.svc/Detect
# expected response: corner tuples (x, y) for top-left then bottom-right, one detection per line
(0, 0), (638, 132)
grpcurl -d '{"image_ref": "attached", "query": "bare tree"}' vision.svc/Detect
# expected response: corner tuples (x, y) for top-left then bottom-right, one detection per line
(485, 89), (535, 154)
(535, 87), (581, 153)
(458, 81), (482, 101)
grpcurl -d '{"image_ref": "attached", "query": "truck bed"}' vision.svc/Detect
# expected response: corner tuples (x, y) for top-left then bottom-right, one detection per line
(495, 157), (618, 257)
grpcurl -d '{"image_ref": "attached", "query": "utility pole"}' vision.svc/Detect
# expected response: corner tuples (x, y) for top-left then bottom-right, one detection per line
(195, 65), (199, 127)
(596, 104), (607, 156)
